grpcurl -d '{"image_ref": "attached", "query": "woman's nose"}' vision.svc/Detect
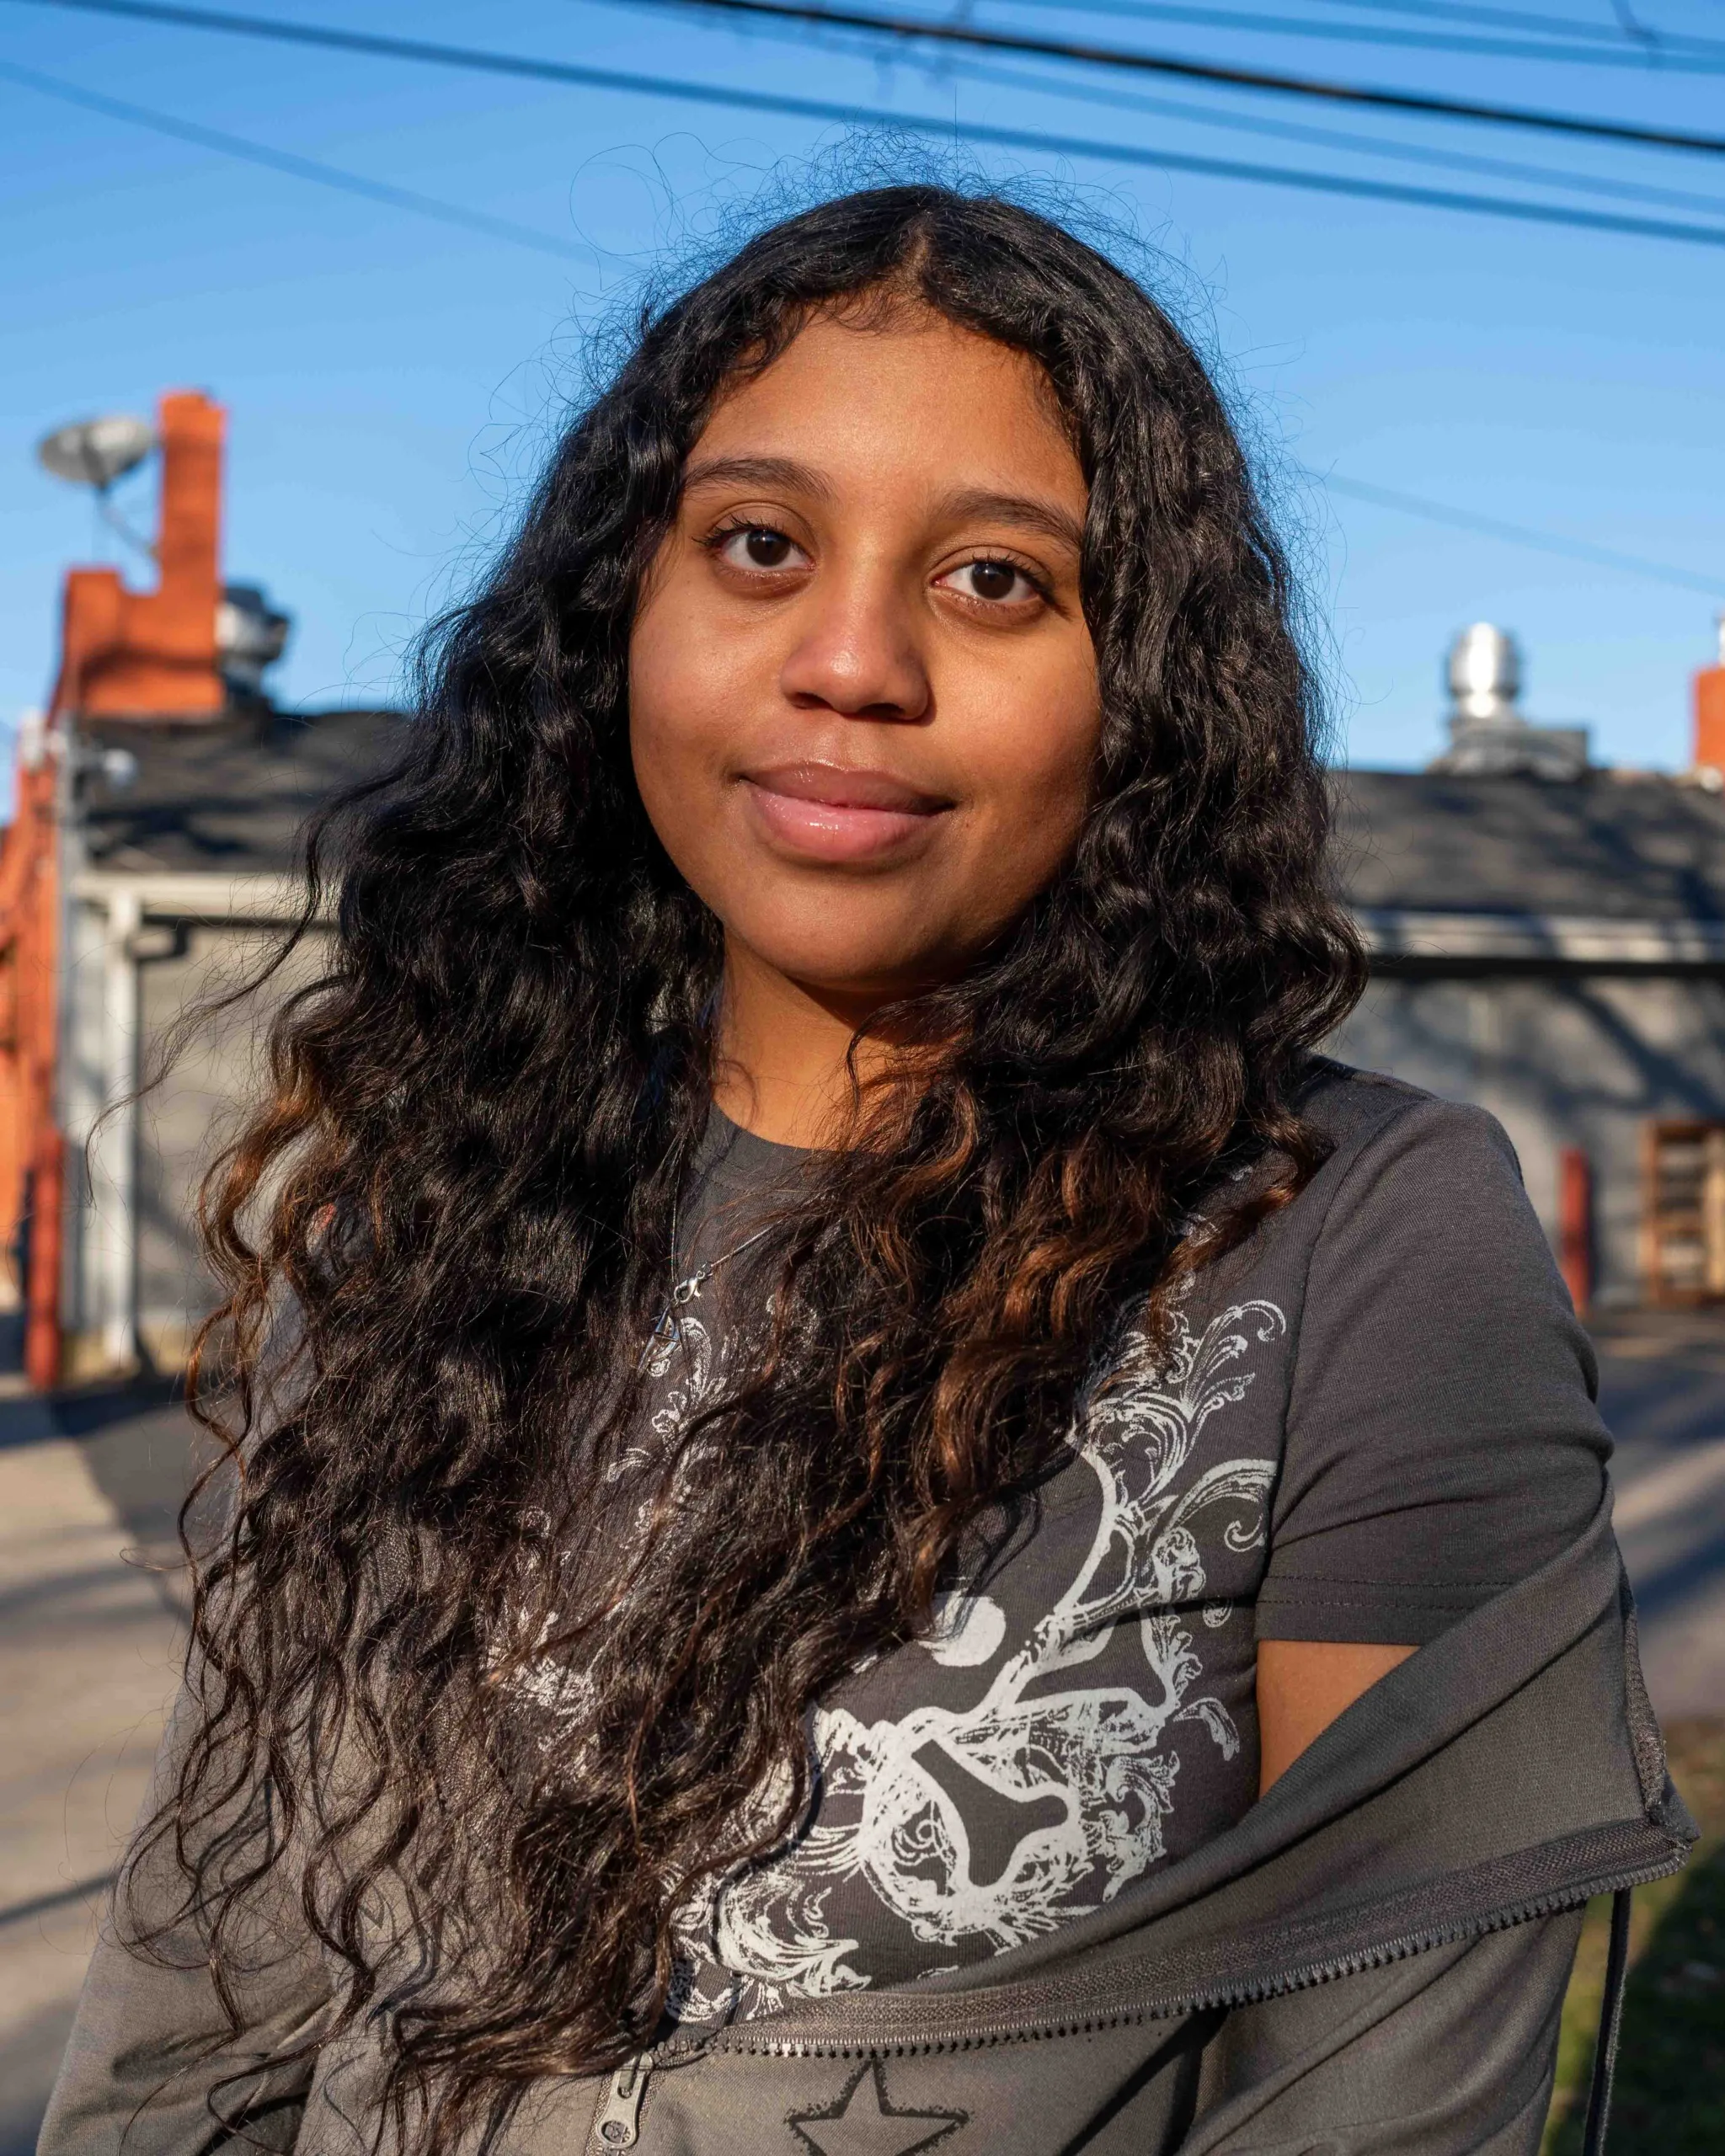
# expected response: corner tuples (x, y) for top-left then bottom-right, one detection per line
(777, 570), (932, 723)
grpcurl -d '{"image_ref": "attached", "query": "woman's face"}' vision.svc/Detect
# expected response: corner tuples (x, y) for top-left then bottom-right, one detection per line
(629, 307), (1100, 1008)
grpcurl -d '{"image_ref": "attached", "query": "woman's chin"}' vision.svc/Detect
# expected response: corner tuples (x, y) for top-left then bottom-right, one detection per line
(740, 931), (971, 1011)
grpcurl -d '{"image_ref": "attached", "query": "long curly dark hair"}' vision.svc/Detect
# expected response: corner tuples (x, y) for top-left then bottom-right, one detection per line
(132, 184), (1365, 2151)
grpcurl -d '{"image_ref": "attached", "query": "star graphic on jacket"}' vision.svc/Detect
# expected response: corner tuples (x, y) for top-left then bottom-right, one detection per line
(787, 2057), (967, 2155)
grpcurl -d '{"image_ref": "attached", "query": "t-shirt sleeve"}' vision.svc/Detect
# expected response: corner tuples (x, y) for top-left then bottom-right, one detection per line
(1254, 1093), (1610, 1646)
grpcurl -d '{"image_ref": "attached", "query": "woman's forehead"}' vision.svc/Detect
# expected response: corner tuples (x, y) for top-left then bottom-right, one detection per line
(689, 312), (1085, 502)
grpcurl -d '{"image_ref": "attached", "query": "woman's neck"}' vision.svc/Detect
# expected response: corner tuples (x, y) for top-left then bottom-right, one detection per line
(710, 940), (906, 1149)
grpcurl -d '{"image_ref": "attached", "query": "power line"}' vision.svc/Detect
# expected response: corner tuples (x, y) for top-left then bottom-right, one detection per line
(973, 0), (1725, 76)
(14, 0), (1724, 221)
(21, 11), (1725, 239)
(5, 61), (1715, 595)
(16, 0), (1725, 159)
(9, 0), (1725, 250)
(611, 0), (1725, 212)
(1311, 470), (1722, 595)
(606, 0), (1725, 155)
(0, 58), (601, 262)
(937, 51), (1725, 219)
(16, 27), (1725, 255)
(1194, 0), (1723, 50)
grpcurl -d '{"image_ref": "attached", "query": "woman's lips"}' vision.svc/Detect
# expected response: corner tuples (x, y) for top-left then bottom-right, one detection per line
(740, 762), (951, 864)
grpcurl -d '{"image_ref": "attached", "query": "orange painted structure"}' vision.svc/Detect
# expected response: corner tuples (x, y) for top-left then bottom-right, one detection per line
(1695, 624), (1725, 779)
(1556, 1145), (1594, 1316)
(0, 390), (227, 1386)
(0, 740), (65, 1388)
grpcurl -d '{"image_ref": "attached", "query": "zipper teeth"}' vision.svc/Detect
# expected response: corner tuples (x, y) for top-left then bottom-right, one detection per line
(677, 1850), (1686, 2062)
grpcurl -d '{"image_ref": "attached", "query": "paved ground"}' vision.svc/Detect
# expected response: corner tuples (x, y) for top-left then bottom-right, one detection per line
(1592, 1312), (1725, 1719)
(0, 1408), (184, 2156)
(0, 1322), (1720, 2151)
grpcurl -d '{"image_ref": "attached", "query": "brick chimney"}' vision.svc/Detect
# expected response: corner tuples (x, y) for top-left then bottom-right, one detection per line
(1694, 613), (1725, 780)
(50, 389), (225, 722)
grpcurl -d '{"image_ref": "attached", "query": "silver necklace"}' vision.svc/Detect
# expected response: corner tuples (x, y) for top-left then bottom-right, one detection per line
(648, 1200), (777, 1348)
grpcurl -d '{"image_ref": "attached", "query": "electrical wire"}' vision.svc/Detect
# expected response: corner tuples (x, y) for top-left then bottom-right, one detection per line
(791, 0), (1725, 220)
(756, 0), (1725, 216)
(15, 19), (1725, 246)
(1306, 0), (1668, 37)
(0, 56), (601, 261)
(14, 0), (1725, 157)
(21, 8), (1725, 234)
(6, 63), (1716, 595)
(1130, 0), (1721, 47)
(8, 0), (1725, 249)
(962, 0), (1725, 76)
(19, 0), (1725, 228)
(601, 0), (1725, 154)
(921, 46), (1725, 220)
(1307, 471), (1722, 595)
(984, 0), (1725, 72)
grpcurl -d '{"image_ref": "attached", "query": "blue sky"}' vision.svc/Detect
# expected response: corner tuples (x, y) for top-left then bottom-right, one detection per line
(2, 0), (1722, 774)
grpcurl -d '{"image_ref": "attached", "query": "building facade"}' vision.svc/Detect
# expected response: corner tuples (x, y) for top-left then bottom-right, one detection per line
(62, 707), (394, 1374)
(0, 392), (393, 1381)
(1331, 761), (1725, 1307)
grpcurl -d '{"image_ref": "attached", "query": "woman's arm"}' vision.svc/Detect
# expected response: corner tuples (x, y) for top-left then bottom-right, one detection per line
(41, 1919), (331, 2156)
(1255, 1639), (1416, 1795)
(1252, 1092), (1609, 1795)
(1202, 1091), (1607, 2138)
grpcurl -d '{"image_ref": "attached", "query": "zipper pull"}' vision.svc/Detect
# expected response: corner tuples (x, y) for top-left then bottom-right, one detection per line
(590, 2053), (650, 2149)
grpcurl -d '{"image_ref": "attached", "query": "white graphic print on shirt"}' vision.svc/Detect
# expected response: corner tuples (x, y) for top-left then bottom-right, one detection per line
(649, 1284), (1285, 2023)
(509, 1270), (1284, 2022)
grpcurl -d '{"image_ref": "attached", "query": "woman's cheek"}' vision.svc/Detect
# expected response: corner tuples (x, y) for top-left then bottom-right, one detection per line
(985, 680), (1100, 857)
(630, 611), (725, 820)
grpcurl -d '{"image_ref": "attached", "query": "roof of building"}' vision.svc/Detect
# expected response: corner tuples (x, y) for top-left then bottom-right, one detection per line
(1333, 769), (1725, 925)
(80, 706), (403, 876)
(75, 716), (1725, 930)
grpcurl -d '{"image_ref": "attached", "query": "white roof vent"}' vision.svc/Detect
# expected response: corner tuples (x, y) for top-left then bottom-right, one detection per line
(1430, 624), (1589, 782)
(1447, 622), (1521, 726)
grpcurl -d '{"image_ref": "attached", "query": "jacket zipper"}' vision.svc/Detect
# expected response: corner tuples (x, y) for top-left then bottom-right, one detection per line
(654, 1846), (1685, 2064)
(590, 2053), (650, 2148)
(588, 1842), (1685, 2147)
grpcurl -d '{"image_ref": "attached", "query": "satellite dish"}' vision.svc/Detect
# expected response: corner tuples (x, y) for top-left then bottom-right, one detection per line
(37, 414), (156, 491)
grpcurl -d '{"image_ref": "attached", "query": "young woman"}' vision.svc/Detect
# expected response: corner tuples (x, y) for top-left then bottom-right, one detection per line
(45, 185), (1688, 2156)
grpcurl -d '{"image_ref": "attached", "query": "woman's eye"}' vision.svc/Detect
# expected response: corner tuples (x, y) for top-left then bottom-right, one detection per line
(716, 525), (800, 571)
(944, 558), (1040, 605)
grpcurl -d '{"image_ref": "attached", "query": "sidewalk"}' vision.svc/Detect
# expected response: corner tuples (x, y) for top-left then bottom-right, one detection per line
(1594, 1310), (1725, 1719)
(0, 1428), (181, 2156)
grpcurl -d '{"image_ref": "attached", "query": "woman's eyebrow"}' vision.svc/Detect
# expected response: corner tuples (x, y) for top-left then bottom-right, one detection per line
(937, 488), (1085, 553)
(681, 454), (834, 501)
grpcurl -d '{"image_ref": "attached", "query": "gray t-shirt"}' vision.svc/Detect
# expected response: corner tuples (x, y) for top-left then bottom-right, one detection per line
(534, 1063), (1610, 2028)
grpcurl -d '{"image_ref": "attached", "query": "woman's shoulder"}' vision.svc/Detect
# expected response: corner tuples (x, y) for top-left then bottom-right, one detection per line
(1251, 1069), (1606, 1645)
(1232, 1057), (1560, 1330)
(1272, 1055), (1535, 1257)
(1273, 1057), (1584, 1378)
(1293, 1055), (1520, 1182)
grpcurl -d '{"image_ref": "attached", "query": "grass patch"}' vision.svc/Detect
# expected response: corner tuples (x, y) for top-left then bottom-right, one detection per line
(1545, 1719), (1725, 2153)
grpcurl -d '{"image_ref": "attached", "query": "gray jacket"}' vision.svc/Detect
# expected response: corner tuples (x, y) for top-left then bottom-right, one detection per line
(40, 1481), (1692, 2154)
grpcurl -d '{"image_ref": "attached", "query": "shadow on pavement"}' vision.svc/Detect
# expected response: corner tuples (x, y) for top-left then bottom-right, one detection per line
(1, 1377), (210, 1606)
(0, 1376), (180, 1454)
